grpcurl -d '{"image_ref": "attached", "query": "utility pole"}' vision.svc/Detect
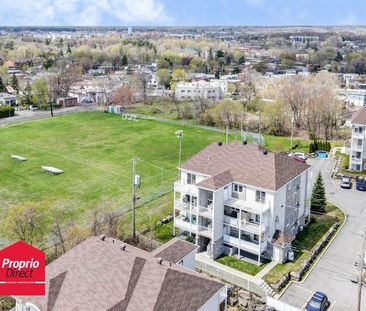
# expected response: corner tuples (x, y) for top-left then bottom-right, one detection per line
(357, 224), (366, 311)
(290, 111), (295, 149)
(132, 156), (137, 241)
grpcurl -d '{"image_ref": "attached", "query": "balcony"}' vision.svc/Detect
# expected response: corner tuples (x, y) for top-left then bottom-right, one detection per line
(198, 225), (212, 238)
(351, 156), (362, 163)
(353, 131), (365, 139)
(174, 181), (198, 196)
(174, 200), (199, 213)
(175, 215), (198, 232)
(225, 197), (270, 214)
(224, 215), (239, 226)
(352, 144), (363, 151)
(223, 235), (267, 254)
(199, 206), (213, 218)
(241, 219), (269, 234)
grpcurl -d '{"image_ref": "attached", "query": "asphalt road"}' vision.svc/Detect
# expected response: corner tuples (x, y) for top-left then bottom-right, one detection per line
(280, 156), (366, 310)
(0, 104), (96, 127)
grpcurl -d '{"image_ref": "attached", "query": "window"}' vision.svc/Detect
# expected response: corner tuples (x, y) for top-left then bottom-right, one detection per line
(255, 214), (260, 223)
(181, 90), (185, 93)
(187, 173), (196, 185)
(253, 234), (259, 242)
(255, 190), (266, 204)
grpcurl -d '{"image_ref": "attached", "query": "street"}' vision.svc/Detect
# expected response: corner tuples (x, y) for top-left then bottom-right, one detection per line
(280, 156), (366, 310)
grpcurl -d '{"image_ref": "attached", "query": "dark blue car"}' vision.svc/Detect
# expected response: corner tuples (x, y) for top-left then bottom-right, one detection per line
(356, 178), (366, 191)
(305, 292), (330, 311)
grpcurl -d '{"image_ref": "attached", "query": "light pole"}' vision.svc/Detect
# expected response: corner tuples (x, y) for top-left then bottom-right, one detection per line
(290, 111), (295, 149)
(132, 156), (141, 241)
(176, 130), (183, 167)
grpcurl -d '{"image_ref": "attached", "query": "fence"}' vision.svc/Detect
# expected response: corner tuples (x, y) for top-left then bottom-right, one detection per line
(195, 255), (266, 297)
(266, 297), (300, 311)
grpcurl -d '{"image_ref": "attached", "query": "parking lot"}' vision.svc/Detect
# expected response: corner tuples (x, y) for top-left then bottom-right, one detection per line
(280, 156), (366, 310)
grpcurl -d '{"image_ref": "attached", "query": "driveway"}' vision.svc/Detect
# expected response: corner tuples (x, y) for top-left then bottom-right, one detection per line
(280, 156), (366, 310)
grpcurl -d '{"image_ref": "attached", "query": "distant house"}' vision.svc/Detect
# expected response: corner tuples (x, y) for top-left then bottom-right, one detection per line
(13, 236), (227, 311)
(4, 58), (32, 69)
(0, 93), (17, 106)
(175, 81), (225, 101)
(57, 97), (78, 107)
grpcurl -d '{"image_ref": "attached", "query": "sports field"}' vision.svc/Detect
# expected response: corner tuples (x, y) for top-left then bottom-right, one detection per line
(0, 112), (230, 235)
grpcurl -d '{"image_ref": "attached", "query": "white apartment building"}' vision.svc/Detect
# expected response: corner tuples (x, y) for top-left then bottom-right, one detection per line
(174, 142), (311, 264)
(337, 89), (366, 107)
(350, 107), (366, 171)
(175, 81), (225, 101)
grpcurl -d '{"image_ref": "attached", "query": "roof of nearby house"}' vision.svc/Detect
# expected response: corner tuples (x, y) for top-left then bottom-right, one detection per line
(151, 238), (198, 263)
(272, 230), (295, 247)
(180, 141), (310, 191)
(15, 237), (223, 311)
(351, 107), (366, 125)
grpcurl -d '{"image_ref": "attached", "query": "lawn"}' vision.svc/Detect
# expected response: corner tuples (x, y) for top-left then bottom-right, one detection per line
(216, 255), (270, 276)
(0, 112), (232, 243)
(264, 204), (345, 285)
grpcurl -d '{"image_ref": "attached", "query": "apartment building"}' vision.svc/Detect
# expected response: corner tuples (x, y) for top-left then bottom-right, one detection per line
(350, 107), (366, 171)
(175, 81), (225, 101)
(14, 237), (226, 311)
(173, 142), (311, 264)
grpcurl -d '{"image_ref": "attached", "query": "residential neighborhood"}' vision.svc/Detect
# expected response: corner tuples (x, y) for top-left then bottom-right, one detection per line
(1, 2), (366, 311)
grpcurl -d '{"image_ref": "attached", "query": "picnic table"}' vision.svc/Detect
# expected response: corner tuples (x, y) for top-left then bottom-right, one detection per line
(11, 155), (27, 161)
(41, 166), (64, 175)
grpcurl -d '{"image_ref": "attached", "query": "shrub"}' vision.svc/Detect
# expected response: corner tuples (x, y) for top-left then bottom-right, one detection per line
(0, 105), (15, 118)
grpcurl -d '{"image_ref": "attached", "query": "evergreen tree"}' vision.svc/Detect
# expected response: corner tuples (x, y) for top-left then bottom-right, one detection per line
(121, 55), (128, 66)
(11, 74), (19, 91)
(215, 67), (220, 79)
(311, 173), (326, 213)
(0, 77), (6, 93)
(66, 43), (72, 55)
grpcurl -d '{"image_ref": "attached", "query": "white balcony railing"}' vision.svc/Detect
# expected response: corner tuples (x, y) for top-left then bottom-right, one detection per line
(353, 131), (365, 139)
(241, 220), (269, 234)
(223, 235), (267, 254)
(174, 181), (198, 196)
(199, 206), (213, 218)
(225, 197), (270, 214)
(175, 216), (198, 232)
(198, 225), (212, 238)
(224, 215), (239, 226)
(174, 200), (199, 213)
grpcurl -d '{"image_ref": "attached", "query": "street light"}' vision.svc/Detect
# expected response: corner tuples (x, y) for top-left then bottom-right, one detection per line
(175, 130), (183, 167)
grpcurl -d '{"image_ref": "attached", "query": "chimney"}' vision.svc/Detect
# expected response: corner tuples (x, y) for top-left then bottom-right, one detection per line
(100, 235), (106, 241)
(120, 244), (127, 251)
(263, 150), (268, 155)
(156, 257), (164, 265)
(243, 140), (247, 145)
(218, 142), (222, 146)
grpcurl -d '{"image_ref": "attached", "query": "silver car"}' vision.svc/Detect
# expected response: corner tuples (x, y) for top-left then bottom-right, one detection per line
(340, 177), (352, 189)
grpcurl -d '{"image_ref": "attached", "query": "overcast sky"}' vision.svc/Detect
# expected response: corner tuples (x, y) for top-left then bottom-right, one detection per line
(0, 0), (365, 26)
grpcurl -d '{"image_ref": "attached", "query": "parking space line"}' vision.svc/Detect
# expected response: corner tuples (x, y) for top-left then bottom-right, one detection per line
(300, 291), (314, 310)
(328, 300), (337, 310)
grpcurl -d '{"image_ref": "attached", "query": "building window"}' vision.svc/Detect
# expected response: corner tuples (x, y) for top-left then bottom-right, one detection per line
(187, 173), (196, 185)
(181, 90), (185, 93)
(253, 234), (259, 242)
(255, 190), (266, 204)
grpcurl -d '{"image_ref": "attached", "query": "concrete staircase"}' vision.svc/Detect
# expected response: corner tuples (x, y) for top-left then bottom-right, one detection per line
(259, 280), (274, 297)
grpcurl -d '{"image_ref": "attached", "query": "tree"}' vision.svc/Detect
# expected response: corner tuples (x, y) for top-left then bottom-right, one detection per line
(0, 76), (6, 93)
(11, 74), (19, 92)
(253, 61), (268, 74)
(21, 81), (33, 107)
(133, 72), (150, 104)
(156, 69), (172, 89)
(32, 78), (49, 111)
(172, 68), (187, 81)
(216, 50), (224, 59)
(238, 55), (246, 64)
(215, 67), (220, 79)
(1, 203), (48, 247)
(111, 85), (134, 106)
(121, 54), (128, 66)
(310, 173), (326, 213)
(66, 43), (72, 55)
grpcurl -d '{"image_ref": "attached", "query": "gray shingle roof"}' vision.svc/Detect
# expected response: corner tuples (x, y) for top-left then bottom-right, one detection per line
(15, 237), (224, 311)
(180, 141), (310, 191)
(151, 238), (198, 263)
(352, 107), (366, 125)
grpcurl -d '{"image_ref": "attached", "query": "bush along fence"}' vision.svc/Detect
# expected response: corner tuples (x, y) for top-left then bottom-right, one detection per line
(309, 140), (332, 153)
(0, 105), (15, 118)
(270, 223), (339, 292)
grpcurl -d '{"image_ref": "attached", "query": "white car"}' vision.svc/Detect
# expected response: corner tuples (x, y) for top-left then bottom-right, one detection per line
(289, 152), (307, 161)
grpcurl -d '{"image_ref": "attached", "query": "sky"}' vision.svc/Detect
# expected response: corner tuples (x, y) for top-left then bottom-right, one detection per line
(0, 0), (365, 27)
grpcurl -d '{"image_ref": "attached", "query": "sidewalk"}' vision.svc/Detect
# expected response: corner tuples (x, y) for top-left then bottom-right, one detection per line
(255, 260), (277, 279)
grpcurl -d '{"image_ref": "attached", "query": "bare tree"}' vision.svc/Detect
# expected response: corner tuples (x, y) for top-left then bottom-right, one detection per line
(111, 85), (134, 106)
(103, 211), (119, 237)
(133, 72), (150, 104)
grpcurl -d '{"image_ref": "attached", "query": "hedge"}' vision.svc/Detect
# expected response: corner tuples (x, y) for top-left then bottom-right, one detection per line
(0, 105), (15, 118)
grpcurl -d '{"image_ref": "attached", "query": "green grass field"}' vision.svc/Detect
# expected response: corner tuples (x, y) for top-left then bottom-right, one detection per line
(0, 112), (233, 239)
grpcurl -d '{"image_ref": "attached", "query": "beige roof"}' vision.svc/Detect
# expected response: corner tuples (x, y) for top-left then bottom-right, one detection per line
(151, 238), (198, 263)
(351, 107), (366, 125)
(272, 230), (295, 247)
(15, 237), (224, 311)
(181, 141), (310, 191)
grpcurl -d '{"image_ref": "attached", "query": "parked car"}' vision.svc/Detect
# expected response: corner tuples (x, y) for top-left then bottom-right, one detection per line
(340, 177), (352, 189)
(29, 105), (38, 111)
(356, 178), (366, 191)
(289, 152), (308, 161)
(290, 155), (307, 163)
(305, 291), (330, 311)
